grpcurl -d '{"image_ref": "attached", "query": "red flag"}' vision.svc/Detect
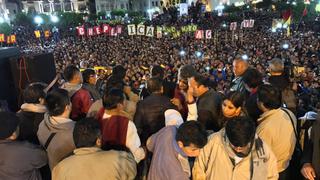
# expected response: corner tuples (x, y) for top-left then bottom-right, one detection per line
(302, 7), (307, 16)
(282, 9), (292, 21)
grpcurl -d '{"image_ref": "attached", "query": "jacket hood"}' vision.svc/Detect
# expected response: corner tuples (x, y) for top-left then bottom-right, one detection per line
(61, 82), (82, 97)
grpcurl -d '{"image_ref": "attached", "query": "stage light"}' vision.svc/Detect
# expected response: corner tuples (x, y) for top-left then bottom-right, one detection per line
(50, 15), (59, 23)
(196, 51), (202, 57)
(282, 43), (289, 49)
(271, 28), (277, 32)
(179, 50), (186, 56)
(242, 54), (248, 60)
(34, 16), (43, 25)
(276, 23), (282, 29)
(0, 17), (4, 23)
(205, 66), (210, 71)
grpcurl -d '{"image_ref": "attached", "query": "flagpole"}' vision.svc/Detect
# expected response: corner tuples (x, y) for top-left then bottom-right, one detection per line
(296, 5), (307, 31)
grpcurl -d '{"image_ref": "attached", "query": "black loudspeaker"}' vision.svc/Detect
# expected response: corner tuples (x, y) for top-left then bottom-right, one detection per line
(9, 53), (57, 111)
(0, 47), (21, 112)
(0, 47), (56, 112)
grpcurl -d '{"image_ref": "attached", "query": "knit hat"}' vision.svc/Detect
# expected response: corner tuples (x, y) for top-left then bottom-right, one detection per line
(165, 109), (183, 127)
(0, 112), (20, 140)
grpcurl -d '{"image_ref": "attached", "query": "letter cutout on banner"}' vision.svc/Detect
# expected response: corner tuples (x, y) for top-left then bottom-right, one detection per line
(102, 24), (110, 34)
(191, 25), (198, 32)
(6, 36), (11, 44)
(137, 25), (145, 35)
(87, 28), (94, 36)
(206, 30), (212, 39)
(230, 22), (237, 31)
(146, 26), (154, 37)
(44, 30), (50, 38)
(116, 26), (122, 34)
(181, 26), (188, 33)
(127, 24), (136, 35)
(34, 30), (41, 38)
(10, 35), (16, 43)
(110, 27), (117, 36)
(94, 26), (102, 35)
(241, 20), (250, 28)
(249, 19), (255, 28)
(78, 26), (85, 36)
(195, 30), (204, 39)
(156, 27), (162, 38)
(0, 34), (5, 42)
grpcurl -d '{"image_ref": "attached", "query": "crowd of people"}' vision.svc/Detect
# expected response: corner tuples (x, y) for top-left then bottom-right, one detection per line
(0, 5), (320, 180)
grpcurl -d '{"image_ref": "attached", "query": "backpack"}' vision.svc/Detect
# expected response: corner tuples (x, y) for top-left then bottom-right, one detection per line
(281, 87), (297, 112)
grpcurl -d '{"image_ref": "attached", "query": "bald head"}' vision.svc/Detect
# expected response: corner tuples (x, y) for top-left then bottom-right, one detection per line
(233, 58), (249, 77)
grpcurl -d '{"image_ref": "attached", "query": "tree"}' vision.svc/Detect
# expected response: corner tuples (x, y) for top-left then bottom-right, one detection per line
(13, 13), (32, 26)
(0, 23), (12, 35)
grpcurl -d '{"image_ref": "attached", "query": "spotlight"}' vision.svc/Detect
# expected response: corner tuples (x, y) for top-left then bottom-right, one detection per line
(282, 43), (289, 49)
(50, 15), (59, 23)
(242, 54), (248, 60)
(196, 51), (202, 58)
(179, 50), (186, 56)
(34, 16), (43, 25)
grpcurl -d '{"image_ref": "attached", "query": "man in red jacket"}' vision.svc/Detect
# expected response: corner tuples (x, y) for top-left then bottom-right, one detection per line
(61, 65), (93, 121)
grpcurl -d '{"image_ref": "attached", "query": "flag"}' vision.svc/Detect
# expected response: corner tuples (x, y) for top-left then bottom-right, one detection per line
(282, 9), (292, 21)
(284, 16), (291, 37)
(302, 7), (308, 16)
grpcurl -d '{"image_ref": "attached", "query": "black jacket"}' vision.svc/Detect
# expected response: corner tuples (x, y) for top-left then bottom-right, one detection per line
(269, 74), (290, 91)
(133, 93), (176, 145)
(140, 80), (176, 100)
(197, 89), (223, 132)
(245, 92), (263, 123)
(17, 111), (45, 145)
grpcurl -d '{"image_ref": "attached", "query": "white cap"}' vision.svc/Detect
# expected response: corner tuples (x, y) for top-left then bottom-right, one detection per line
(165, 109), (184, 127)
(299, 111), (318, 121)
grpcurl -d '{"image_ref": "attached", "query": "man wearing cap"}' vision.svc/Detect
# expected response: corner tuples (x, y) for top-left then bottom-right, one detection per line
(0, 111), (47, 180)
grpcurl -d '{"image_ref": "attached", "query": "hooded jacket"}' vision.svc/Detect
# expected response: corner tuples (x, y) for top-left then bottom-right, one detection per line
(37, 114), (76, 170)
(193, 129), (279, 180)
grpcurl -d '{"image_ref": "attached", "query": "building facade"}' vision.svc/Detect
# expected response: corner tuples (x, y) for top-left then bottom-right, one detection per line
(95, 0), (129, 13)
(21, 0), (89, 14)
